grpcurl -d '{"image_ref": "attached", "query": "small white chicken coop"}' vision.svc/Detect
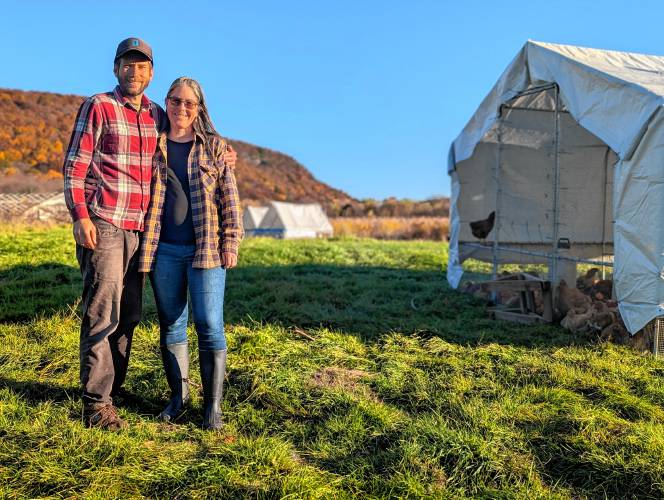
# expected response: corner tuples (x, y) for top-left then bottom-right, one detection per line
(243, 201), (333, 239)
(447, 40), (664, 341)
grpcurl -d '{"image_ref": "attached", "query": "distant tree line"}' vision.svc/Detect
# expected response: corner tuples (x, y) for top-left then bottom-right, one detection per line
(336, 197), (449, 218)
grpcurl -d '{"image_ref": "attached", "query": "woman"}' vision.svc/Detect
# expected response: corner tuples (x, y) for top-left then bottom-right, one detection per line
(139, 77), (243, 430)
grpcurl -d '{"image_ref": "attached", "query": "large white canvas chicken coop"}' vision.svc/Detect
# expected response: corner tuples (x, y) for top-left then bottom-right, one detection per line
(447, 40), (664, 334)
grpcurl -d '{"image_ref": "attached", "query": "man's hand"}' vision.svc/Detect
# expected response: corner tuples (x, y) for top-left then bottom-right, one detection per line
(222, 144), (238, 170)
(222, 252), (237, 269)
(74, 218), (98, 249)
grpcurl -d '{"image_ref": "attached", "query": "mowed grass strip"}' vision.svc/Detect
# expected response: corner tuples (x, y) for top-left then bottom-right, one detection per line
(1, 225), (663, 498)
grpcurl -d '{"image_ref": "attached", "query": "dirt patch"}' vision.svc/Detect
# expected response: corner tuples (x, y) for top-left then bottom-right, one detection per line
(309, 367), (379, 401)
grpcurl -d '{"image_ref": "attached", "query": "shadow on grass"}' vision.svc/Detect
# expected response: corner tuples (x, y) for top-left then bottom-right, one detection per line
(1, 262), (581, 347)
(521, 414), (663, 498)
(0, 375), (166, 419)
(0, 377), (77, 404)
(223, 264), (581, 347)
(0, 263), (81, 322)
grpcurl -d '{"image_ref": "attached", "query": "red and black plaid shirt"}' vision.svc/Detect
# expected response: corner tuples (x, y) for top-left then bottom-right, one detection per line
(63, 86), (166, 231)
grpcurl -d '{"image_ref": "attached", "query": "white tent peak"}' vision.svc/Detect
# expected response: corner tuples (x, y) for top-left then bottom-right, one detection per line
(243, 206), (269, 231)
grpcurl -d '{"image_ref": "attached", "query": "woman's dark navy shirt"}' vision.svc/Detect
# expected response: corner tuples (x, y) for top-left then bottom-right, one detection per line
(160, 139), (196, 244)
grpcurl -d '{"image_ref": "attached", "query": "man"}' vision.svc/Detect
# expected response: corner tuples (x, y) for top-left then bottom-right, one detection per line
(63, 38), (237, 430)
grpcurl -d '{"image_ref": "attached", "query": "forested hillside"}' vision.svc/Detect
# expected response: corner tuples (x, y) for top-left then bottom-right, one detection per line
(0, 88), (448, 216)
(0, 88), (356, 211)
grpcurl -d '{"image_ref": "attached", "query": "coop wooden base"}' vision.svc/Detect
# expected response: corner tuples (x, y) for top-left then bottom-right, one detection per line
(481, 273), (554, 324)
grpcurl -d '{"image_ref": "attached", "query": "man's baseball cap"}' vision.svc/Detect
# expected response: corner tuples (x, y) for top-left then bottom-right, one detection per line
(114, 37), (153, 64)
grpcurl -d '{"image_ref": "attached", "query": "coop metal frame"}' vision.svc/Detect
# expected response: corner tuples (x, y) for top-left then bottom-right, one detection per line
(643, 318), (664, 358)
(464, 83), (615, 283)
(465, 83), (664, 357)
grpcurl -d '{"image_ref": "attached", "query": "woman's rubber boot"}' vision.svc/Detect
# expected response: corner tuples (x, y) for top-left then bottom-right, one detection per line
(199, 349), (226, 430)
(158, 342), (190, 422)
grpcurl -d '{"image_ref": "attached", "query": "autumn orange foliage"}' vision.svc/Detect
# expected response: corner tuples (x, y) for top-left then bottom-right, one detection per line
(0, 89), (80, 172)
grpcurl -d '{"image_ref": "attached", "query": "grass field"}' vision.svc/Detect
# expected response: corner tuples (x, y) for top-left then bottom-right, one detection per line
(1, 225), (664, 498)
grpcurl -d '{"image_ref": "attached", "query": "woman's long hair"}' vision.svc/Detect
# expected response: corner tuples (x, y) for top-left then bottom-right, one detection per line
(165, 77), (222, 155)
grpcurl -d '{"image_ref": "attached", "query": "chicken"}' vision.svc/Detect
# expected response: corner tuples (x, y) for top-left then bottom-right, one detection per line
(588, 301), (615, 331)
(557, 279), (591, 316)
(470, 211), (496, 240)
(600, 322), (629, 344)
(591, 300), (608, 313)
(460, 281), (490, 301)
(576, 268), (600, 292)
(460, 281), (479, 295)
(629, 329), (651, 353)
(561, 307), (594, 333)
(590, 279), (613, 301)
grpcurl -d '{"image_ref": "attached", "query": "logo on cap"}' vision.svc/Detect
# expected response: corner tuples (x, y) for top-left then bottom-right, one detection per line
(131, 39), (139, 46)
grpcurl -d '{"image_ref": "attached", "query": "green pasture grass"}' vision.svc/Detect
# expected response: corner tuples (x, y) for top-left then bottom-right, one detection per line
(0, 225), (663, 498)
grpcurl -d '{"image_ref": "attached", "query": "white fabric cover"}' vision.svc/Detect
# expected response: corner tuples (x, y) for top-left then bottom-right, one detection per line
(448, 40), (664, 333)
(243, 206), (269, 232)
(252, 201), (333, 239)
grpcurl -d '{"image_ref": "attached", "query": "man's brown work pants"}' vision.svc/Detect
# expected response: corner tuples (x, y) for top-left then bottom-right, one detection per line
(76, 216), (143, 404)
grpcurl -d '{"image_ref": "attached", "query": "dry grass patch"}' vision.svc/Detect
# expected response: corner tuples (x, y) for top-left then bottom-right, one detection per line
(310, 367), (373, 389)
(331, 217), (449, 240)
(310, 367), (378, 400)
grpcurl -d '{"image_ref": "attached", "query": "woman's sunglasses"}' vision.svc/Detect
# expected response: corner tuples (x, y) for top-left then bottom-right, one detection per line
(167, 96), (199, 110)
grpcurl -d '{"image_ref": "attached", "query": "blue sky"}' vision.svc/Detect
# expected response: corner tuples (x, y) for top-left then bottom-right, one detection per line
(2, 1), (664, 200)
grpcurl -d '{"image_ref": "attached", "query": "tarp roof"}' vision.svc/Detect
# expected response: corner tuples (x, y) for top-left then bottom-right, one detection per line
(450, 40), (664, 171)
(260, 201), (333, 233)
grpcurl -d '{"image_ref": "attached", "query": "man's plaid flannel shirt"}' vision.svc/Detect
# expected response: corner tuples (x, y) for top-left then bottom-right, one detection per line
(63, 86), (165, 230)
(138, 131), (243, 272)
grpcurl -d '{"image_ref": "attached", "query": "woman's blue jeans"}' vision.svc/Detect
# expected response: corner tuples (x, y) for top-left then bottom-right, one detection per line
(150, 242), (227, 351)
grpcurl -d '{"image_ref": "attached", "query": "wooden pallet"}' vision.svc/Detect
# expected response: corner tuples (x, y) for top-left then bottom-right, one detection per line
(481, 273), (553, 325)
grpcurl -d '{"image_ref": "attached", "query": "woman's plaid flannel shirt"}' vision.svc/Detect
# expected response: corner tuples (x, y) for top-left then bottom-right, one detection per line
(138, 131), (243, 272)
